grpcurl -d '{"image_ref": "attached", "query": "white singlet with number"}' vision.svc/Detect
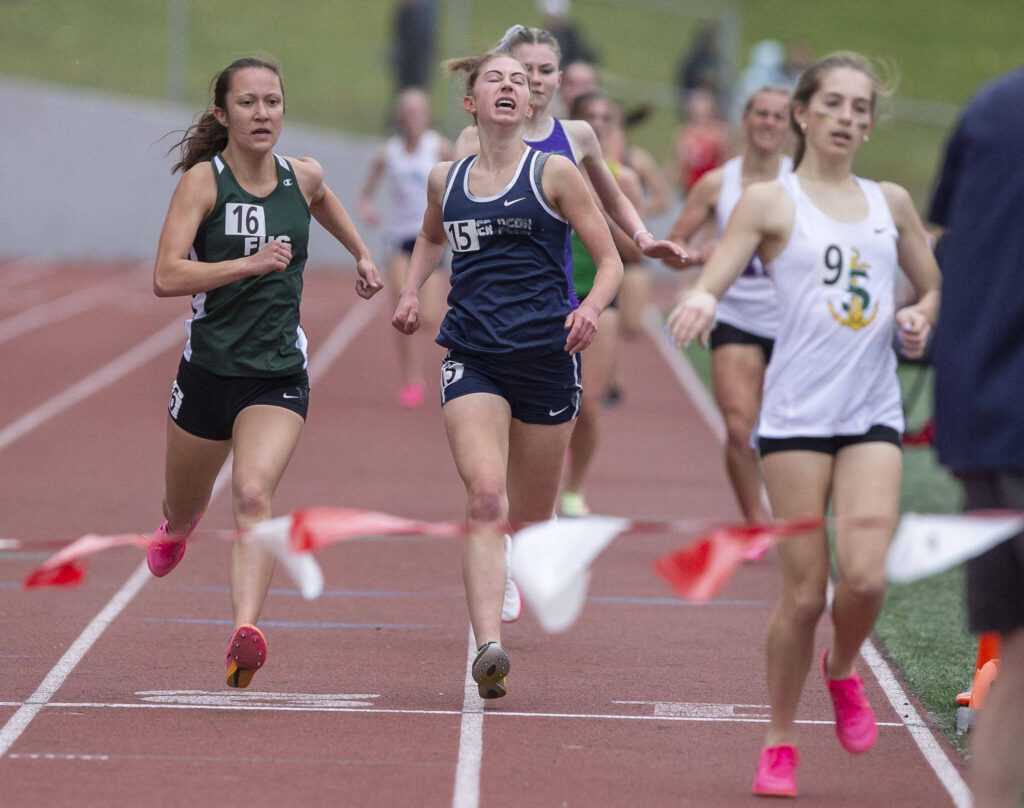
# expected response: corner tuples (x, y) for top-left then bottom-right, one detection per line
(714, 155), (792, 339)
(757, 173), (904, 439)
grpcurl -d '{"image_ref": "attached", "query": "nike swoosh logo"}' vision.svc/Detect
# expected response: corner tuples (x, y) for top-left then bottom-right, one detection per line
(283, 393), (301, 399)
(874, 226), (888, 233)
(504, 197), (526, 207)
(548, 405), (570, 417)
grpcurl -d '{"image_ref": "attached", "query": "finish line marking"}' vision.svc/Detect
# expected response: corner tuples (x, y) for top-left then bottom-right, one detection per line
(0, 697), (903, 727)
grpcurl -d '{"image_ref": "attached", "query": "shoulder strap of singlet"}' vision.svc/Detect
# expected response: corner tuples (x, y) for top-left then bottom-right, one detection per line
(528, 150), (567, 223)
(442, 156), (472, 209)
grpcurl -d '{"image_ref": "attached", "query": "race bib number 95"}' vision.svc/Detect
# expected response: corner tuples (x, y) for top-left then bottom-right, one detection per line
(445, 220), (480, 253)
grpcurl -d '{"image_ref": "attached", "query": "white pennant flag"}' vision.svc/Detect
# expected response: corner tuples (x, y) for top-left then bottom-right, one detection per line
(511, 516), (631, 633)
(886, 512), (1024, 584)
(246, 515), (325, 600)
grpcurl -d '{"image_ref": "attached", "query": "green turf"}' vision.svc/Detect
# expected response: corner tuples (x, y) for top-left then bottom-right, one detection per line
(683, 341), (974, 752)
(3, 1), (1024, 206)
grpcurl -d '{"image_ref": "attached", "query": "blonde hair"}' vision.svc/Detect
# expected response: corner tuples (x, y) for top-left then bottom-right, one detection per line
(494, 24), (562, 63)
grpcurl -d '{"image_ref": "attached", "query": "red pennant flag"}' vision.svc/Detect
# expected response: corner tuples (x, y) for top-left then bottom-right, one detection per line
(23, 534), (150, 589)
(289, 507), (462, 551)
(655, 518), (821, 601)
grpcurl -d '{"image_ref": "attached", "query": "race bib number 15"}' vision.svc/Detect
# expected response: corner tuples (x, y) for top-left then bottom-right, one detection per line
(445, 220), (480, 252)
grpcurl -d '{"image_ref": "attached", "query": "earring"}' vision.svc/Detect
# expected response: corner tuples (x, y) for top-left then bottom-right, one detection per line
(863, 134), (870, 143)
(799, 121), (807, 132)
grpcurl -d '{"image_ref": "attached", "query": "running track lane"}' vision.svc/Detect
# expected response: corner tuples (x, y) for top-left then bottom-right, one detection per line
(0, 267), (967, 806)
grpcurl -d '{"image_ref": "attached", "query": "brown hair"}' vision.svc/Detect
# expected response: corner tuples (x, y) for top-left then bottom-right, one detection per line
(494, 24), (562, 64)
(442, 51), (515, 96)
(789, 52), (887, 169)
(168, 56), (284, 174)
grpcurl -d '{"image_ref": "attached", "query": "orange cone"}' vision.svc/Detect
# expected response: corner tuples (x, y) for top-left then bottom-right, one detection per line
(957, 632), (1001, 708)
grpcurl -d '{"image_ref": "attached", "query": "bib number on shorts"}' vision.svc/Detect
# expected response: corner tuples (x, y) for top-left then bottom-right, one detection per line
(445, 220), (480, 253)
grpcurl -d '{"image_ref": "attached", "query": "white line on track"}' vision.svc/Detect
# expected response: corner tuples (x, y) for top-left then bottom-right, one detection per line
(644, 305), (970, 808)
(0, 699), (905, 726)
(0, 294), (382, 759)
(453, 629), (484, 808)
(0, 317), (184, 454)
(0, 286), (110, 346)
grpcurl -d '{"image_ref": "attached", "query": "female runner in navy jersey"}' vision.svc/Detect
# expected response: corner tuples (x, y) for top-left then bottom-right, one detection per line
(668, 53), (940, 797)
(392, 51), (623, 699)
(149, 56), (382, 687)
(453, 25), (687, 293)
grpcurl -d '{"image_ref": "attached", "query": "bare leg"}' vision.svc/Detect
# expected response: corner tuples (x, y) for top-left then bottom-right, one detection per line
(389, 253), (448, 393)
(829, 442), (902, 678)
(761, 450), (833, 747)
(617, 263), (650, 338)
(711, 343), (770, 523)
(162, 417), (232, 531)
(508, 417), (575, 524)
(565, 308), (620, 499)
(971, 628), (1024, 808)
(229, 405), (305, 627)
(443, 393), (512, 646)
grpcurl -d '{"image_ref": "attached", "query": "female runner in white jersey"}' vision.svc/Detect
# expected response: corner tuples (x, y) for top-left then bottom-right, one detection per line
(150, 57), (382, 687)
(668, 53), (940, 798)
(358, 88), (453, 408)
(668, 86), (791, 532)
(392, 51), (622, 699)
(452, 25), (686, 273)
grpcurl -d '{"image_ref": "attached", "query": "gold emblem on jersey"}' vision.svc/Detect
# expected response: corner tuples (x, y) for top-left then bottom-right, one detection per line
(825, 247), (878, 331)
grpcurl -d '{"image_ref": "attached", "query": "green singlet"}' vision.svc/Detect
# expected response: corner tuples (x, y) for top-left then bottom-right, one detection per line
(571, 160), (620, 301)
(185, 152), (311, 377)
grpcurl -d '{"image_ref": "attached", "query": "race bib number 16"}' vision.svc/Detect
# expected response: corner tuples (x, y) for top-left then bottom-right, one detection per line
(445, 219), (480, 252)
(225, 203), (266, 238)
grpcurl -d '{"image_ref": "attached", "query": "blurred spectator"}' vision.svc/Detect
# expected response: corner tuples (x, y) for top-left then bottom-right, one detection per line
(675, 22), (729, 112)
(929, 65), (1024, 808)
(538, 0), (599, 66)
(391, 0), (437, 94)
(731, 39), (789, 120)
(560, 59), (600, 113)
(784, 40), (815, 87)
(671, 87), (727, 194)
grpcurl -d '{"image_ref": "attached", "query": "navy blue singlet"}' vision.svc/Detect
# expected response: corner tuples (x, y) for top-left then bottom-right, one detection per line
(437, 148), (572, 357)
(524, 118), (579, 308)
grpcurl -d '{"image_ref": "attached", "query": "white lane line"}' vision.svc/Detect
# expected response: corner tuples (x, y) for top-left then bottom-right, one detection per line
(0, 286), (112, 346)
(861, 639), (971, 807)
(0, 317), (184, 453)
(452, 629), (483, 808)
(0, 564), (152, 757)
(645, 305), (970, 807)
(0, 698), (905, 726)
(0, 298), (381, 759)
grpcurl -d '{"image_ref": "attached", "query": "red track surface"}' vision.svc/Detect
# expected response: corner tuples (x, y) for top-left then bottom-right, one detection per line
(0, 261), (967, 806)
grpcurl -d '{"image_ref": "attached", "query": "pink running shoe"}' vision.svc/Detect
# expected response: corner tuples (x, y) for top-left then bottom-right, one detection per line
(397, 381), (426, 409)
(146, 513), (203, 578)
(225, 624), (268, 688)
(822, 649), (878, 754)
(752, 745), (799, 798)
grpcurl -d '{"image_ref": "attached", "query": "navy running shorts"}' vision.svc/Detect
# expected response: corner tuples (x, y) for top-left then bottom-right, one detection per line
(439, 348), (581, 425)
(167, 356), (309, 441)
